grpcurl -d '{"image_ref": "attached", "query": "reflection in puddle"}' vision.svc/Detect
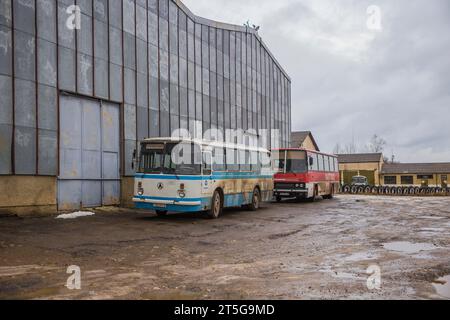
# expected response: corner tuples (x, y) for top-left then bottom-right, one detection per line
(383, 241), (438, 254)
(433, 275), (450, 299)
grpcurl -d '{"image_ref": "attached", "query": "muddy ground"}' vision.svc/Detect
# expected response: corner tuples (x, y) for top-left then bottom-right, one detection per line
(0, 195), (449, 300)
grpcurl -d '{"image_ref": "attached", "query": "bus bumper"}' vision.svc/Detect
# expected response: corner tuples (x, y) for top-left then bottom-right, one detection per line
(133, 197), (205, 212)
(273, 189), (308, 198)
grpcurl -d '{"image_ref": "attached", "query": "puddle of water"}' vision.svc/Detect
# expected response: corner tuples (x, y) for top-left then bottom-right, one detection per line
(383, 241), (438, 254)
(432, 275), (450, 299)
(343, 252), (378, 262)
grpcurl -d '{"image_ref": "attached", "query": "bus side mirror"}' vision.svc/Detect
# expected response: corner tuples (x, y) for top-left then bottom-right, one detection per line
(309, 157), (314, 166)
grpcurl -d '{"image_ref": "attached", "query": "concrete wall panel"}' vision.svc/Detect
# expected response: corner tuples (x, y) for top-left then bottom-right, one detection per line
(0, 124), (12, 174)
(38, 129), (57, 175)
(14, 125), (36, 174)
(109, 63), (123, 102)
(58, 47), (76, 91)
(0, 75), (12, 125)
(14, 29), (35, 81)
(37, 0), (56, 43)
(77, 53), (93, 95)
(37, 84), (57, 131)
(0, 25), (12, 75)
(14, 78), (36, 128)
(94, 57), (108, 99)
(37, 39), (57, 87)
(13, 0), (35, 35)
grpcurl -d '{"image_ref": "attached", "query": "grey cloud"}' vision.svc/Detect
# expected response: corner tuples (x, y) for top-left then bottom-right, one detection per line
(183, 0), (450, 162)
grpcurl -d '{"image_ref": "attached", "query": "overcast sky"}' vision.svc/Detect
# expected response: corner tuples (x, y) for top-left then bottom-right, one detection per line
(183, 0), (450, 162)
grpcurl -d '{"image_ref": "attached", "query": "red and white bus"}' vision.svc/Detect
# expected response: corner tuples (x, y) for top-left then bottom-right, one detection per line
(272, 148), (340, 202)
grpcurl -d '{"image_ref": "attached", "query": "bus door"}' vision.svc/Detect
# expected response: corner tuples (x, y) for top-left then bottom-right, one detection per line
(201, 151), (214, 195)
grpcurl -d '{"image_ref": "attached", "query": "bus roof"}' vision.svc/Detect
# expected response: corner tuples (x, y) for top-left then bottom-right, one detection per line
(272, 148), (338, 158)
(141, 137), (270, 153)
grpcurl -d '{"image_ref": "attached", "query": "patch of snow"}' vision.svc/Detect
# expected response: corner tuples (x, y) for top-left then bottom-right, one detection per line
(56, 211), (95, 219)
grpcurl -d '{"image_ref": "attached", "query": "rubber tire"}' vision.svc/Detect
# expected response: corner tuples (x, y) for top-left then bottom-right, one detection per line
(276, 196), (282, 203)
(207, 190), (222, 219)
(155, 210), (168, 217)
(248, 188), (261, 211)
(323, 186), (334, 200)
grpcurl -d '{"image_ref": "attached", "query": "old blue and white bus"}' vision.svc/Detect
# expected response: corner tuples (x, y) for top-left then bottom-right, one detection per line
(132, 137), (273, 219)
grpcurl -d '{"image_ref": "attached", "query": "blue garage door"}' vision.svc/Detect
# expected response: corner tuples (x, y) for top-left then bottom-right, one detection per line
(58, 95), (120, 211)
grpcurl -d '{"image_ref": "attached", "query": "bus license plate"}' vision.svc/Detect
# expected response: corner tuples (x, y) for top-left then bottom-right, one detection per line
(154, 204), (166, 208)
(280, 193), (290, 196)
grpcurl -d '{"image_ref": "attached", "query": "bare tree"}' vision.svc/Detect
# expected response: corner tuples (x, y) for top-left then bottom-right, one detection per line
(344, 142), (357, 154)
(367, 134), (386, 153)
(333, 143), (343, 154)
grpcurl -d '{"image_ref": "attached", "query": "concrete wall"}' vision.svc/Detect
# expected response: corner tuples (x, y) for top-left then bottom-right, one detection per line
(0, 0), (292, 214)
(0, 176), (57, 216)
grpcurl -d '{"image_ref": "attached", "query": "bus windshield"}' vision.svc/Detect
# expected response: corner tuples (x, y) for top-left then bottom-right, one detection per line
(274, 150), (307, 173)
(138, 142), (202, 175)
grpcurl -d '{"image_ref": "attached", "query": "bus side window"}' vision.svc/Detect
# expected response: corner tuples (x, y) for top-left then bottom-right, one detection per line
(250, 151), (260, 173)
(310, 154), (317, 171)
(213, 147), (225, 171)
(261, 152), (271, 172)
(318, 154), (324, 171)
(325, 156), (330, 172)
(226, 148), (238, 171)
(334, 158), (339, 172)
(240, 150), (250, 172)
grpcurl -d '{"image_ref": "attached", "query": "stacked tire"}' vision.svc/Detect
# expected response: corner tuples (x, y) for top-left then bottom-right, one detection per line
(339, 185), (449, 196)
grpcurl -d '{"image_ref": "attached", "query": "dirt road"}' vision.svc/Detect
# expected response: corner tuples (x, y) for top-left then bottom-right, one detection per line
(1, 195), (449, 300)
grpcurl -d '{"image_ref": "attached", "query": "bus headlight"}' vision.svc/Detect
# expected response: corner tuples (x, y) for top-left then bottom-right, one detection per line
(137, 182), (144, 195)
(295, 184), (300, 188)
(178, 191), (186, 198)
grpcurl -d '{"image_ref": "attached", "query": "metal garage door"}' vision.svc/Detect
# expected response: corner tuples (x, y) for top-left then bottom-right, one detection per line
(58, 95), (120, 211)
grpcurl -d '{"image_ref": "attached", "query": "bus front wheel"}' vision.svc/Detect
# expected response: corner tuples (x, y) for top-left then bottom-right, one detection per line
(308, 186), (318, 202)
(207, 190), (223, 219)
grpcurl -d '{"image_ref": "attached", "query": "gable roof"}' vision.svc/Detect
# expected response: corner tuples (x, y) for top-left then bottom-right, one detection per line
(291, 131), (320, 151)
(381, 163), (450, 174)
(337, 153), (383, 164)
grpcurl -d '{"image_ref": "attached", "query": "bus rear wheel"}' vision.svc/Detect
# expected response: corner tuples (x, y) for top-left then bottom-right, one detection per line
(207, 190), (223, 219)
(155, 210), (168, 217)
(248, 188), (261, 211)
(323, 186), (334, 200)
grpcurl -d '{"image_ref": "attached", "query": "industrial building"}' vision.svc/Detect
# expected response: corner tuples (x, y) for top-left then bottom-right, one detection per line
(381, 163), (450, 188)
(0, 0), (291, 214)
(337, 153), (384, 186)
(337, 152), (450, 188)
